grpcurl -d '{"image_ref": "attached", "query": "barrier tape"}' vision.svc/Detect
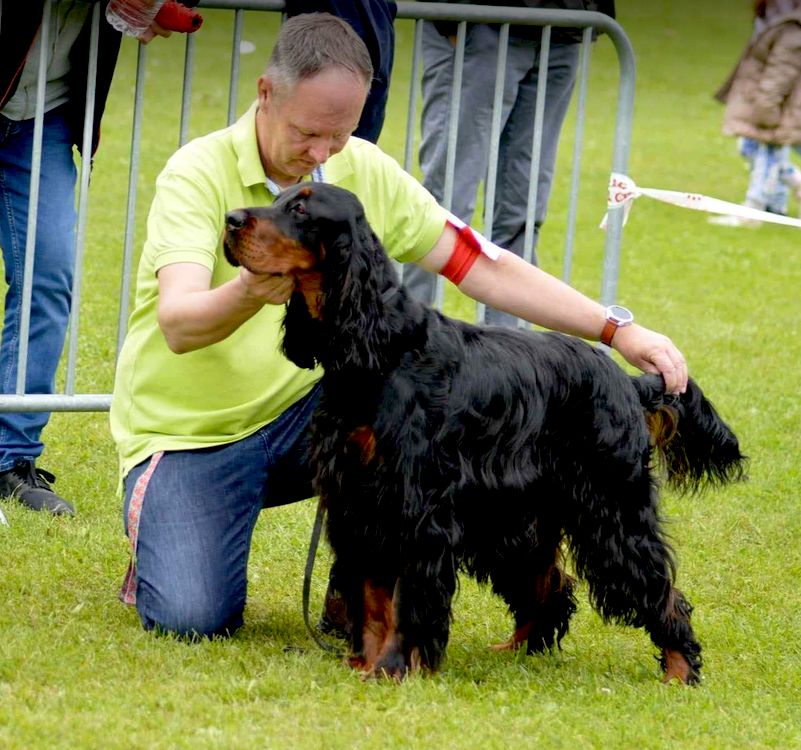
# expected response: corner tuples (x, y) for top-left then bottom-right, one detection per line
(601, 172), (801, 229)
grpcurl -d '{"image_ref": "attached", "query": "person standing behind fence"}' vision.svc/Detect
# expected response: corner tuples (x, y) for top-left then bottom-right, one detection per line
(403, 0), (615, 327)
(0, 1), (174, 517)
(285, 1), (397, 144)
(711, 0), (801, 227)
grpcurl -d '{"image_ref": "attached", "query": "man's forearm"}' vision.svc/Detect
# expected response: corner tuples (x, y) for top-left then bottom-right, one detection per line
(458, 249), (608, 339)
(157, 276), (266, 353)
(420, 223), (607, 339)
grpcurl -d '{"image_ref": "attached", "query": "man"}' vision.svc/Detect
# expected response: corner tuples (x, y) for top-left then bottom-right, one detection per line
(110, 13), (686, 638)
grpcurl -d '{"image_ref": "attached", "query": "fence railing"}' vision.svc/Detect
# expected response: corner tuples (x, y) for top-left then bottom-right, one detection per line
(0, 0), (635, 414)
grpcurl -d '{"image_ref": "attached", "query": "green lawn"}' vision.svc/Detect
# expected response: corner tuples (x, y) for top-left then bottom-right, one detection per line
(2, 1), (800, 748)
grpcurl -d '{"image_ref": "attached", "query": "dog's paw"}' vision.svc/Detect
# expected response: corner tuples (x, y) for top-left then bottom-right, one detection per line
(661, 650), (698, 685)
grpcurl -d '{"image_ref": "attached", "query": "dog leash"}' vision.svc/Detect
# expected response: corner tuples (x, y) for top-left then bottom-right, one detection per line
(302, 495), (345, 657)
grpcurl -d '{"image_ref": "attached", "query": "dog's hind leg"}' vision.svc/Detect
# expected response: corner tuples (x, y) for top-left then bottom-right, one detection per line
(484, 529), (577, 655)
(492, 566), (577, 655)
(648, 588), (702, 684)
(566, 472), (702, 684)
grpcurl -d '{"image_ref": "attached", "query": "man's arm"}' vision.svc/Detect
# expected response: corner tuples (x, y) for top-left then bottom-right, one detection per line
(418, 223), (688, 394)
(156, 262), (293, 353)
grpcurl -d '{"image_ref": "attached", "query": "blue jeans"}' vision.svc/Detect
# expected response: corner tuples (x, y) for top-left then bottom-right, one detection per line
(0, 105), (77, 471)
(122, 384), (321, 638)
(740, 137), (801, 213)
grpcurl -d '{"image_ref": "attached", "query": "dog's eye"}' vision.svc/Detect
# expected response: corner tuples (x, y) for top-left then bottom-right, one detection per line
(291, 202), (307, 215)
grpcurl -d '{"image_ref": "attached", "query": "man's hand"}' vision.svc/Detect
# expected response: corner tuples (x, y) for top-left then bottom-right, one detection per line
(137, 20), (171, 44)
(136, 1), (204, 41)
(238, 267), (295, 305)
(157, 262), (294, 354)
(612, 324), (688, 395)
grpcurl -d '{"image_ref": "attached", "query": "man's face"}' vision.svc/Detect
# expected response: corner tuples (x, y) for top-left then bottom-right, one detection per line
(256, 67), (368, 185)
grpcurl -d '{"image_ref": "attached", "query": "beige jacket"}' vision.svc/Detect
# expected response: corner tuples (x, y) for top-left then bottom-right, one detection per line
(716, 11), (801, 145)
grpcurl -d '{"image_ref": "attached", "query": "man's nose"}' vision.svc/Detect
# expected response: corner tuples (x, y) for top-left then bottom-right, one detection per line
(307, 138), (333, 164)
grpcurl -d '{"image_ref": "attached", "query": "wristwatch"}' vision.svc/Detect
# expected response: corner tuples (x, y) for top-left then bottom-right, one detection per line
(600, 304), (634, 346)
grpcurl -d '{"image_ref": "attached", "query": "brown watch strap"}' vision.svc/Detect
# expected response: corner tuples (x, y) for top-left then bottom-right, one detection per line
(600, 319), (618, 347)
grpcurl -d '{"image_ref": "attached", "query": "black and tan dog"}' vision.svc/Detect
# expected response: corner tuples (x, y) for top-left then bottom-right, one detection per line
(224, 183), (747, 685)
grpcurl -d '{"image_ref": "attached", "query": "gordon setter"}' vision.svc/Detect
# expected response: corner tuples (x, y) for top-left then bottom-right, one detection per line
(223, 183), (747, 685)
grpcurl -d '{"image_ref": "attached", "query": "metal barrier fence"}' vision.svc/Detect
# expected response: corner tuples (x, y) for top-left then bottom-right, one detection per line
(0, 0), (634, 415)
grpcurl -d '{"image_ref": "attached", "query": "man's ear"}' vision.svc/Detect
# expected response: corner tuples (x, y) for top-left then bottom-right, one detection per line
(257, 75), (272, 108)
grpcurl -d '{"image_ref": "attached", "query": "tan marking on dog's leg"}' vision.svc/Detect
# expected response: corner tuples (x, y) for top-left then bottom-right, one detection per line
(367, 580), (420, 681)
(662, 649), (692, 684)
(490, 621), (533, 652)
(357, 580), (393, 676)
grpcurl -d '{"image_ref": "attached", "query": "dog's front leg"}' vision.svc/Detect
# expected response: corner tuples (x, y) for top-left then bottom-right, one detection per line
(364, 578), (427, 681)
(373, 538), (458, 677)
(353, 579), (396, 676)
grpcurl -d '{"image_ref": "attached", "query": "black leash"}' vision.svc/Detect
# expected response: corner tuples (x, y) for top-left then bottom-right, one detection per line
(302, 496), (345, 656)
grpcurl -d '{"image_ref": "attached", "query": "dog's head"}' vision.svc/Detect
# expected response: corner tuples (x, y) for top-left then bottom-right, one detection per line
(224, 182), (366, 276)
(224, 183), (397, 371)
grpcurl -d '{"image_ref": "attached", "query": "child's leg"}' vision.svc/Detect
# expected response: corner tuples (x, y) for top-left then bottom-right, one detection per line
(747, 143), (788, 213)
(779, 146), (801, 215)
(738, 136), (758, 165)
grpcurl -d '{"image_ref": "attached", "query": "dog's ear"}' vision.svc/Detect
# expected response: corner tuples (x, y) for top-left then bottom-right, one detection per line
(320, 211), (398, 370)
(282, 290), (325, 370)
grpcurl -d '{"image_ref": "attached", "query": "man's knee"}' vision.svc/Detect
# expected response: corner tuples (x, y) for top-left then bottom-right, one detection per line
(136, 585), (244, 639)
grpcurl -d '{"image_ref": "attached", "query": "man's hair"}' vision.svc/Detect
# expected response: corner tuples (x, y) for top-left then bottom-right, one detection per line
(265, 14), (374, 93)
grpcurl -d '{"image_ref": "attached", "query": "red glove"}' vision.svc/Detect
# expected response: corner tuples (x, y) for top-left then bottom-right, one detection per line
(154, 1), (204, 33)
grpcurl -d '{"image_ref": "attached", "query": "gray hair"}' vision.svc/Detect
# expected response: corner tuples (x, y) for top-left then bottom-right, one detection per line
(265, 14), (374, 93)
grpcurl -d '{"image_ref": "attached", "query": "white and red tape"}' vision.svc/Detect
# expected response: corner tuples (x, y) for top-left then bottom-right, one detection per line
(602, 172), (801, 229)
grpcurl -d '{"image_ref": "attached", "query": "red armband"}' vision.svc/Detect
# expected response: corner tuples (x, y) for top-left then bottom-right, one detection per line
(155, 1), (204, 33)
(440, 221), (482, 285)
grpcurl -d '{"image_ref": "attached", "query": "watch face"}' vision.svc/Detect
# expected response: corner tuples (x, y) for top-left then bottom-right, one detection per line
(607, 305), (634, 325)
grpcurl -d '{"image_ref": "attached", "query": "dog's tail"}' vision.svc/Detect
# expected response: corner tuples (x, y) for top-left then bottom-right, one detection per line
(633, 373), (748, 493)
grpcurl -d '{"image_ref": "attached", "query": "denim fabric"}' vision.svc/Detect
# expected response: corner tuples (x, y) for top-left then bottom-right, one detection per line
(404, 22), (580, 327)
(740, 137), (801, 213)
(0, 104), (77, 470)
(122, 384), (321, 638)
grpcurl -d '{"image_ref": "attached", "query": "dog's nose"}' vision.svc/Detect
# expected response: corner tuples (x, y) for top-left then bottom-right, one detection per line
(225, 209), (248, 230)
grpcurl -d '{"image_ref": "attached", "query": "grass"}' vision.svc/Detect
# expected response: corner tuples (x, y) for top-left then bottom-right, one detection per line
(2, 1), (801, 747)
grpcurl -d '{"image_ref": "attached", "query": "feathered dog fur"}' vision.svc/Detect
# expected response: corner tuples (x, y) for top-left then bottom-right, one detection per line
(224, 183), (747, 685)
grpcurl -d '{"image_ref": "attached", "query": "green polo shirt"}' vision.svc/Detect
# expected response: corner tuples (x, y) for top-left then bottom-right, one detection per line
(110, 102), (448, 480)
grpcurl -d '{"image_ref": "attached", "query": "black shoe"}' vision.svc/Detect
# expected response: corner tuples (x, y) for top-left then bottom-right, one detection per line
(0, 460), (75, 516)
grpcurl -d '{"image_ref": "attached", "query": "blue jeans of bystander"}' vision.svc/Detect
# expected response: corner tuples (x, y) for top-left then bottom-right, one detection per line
(0, 104), (77, 471)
